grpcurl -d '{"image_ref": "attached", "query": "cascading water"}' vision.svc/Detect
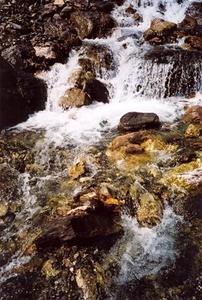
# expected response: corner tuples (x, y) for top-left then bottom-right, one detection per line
(1, 0), (202, 298)
(18, 0), (202, 146)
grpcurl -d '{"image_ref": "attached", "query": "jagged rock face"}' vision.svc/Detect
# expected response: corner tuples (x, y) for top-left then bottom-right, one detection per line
(0, 57), (47, 129)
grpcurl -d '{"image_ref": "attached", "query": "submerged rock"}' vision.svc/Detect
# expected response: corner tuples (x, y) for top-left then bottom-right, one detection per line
(118, 112), (161, 132)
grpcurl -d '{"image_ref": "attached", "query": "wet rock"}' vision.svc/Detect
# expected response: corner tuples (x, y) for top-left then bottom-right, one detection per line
(184, 35), (202, 50)
(71, 11), (94, 39)
(59, 87), (91, 109)
(84, 79), (109, 103)
(54, 0), (65, 6)
(185, 124), (201, 138)
(187, 1), (202, 26)
(125, 144), (144, 154)
(161, 159), (202, 191)
(137, 193), (163, 227)
(34, 45), (57, 60)
(0, 164), (20, 203)
(182, 105), (202, 124)
(71, 11), (116, 40)
(69, 69), (109, 103)
(0, 202), (8, 217)
(0, 56), (47, 129)
(36, 202), (122, 249)
(118, 112), (161, 132)
(69, 68), (96, 88)
(144, 48), (202, 97)
(1, 44), (36, 71)
(41, 259), (60, 279)
(81, 45), (114, 73)
(144, 18), (177, 45)
(69, 159), (86, 179)
(178, 15), (198, 35)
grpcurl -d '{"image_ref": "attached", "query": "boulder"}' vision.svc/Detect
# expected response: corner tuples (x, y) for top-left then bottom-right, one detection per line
(118, 112), (160, 131)
(0, 57), (47, 129)
(36, 202), (122, 249)
(68, 69), (109, 104)
(144, 18), (177, 45)
(59, 88), (91, 109)
(84, 79), (109, 103)
(68, 69), (96, 88)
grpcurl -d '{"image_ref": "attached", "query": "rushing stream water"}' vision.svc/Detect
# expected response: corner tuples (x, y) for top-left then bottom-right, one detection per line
(1, 0), (202, 299)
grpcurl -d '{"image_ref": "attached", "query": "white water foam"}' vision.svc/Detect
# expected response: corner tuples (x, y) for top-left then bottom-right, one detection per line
(115, 205), (183, 282)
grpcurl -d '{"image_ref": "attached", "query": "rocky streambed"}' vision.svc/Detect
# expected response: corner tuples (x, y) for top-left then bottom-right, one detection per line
(0, 1), (202, 300)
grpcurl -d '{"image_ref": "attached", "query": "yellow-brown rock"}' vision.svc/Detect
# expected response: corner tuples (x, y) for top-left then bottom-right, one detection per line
(42, 259), (59, 279)
(59, 88), (91, 109)
(185, 124), (201, 138)
(137, 193), (163, 227)
(0, 202), (8, 217)
(69, 159), (86, 179)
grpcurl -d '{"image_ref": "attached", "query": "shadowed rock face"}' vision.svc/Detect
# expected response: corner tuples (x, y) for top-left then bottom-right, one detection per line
(118, 112), (161, 132)
(0, 57), (47, 129)
(36, 202), (123, 249)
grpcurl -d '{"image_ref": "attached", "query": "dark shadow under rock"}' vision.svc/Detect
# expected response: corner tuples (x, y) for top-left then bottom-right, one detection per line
(0, 57), (47, 129)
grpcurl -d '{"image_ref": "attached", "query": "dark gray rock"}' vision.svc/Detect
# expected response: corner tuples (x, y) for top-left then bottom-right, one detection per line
(119, 112), (161, 131)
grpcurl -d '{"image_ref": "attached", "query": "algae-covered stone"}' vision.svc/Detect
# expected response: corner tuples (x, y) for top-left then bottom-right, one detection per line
(185, 124), (201, 138)
(42, 259), (60, 279)
(69, 159), (86, 179)
(161, 159), (202, 191)
(0, 202), (8, 217)
(137, 193), (163, 227)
